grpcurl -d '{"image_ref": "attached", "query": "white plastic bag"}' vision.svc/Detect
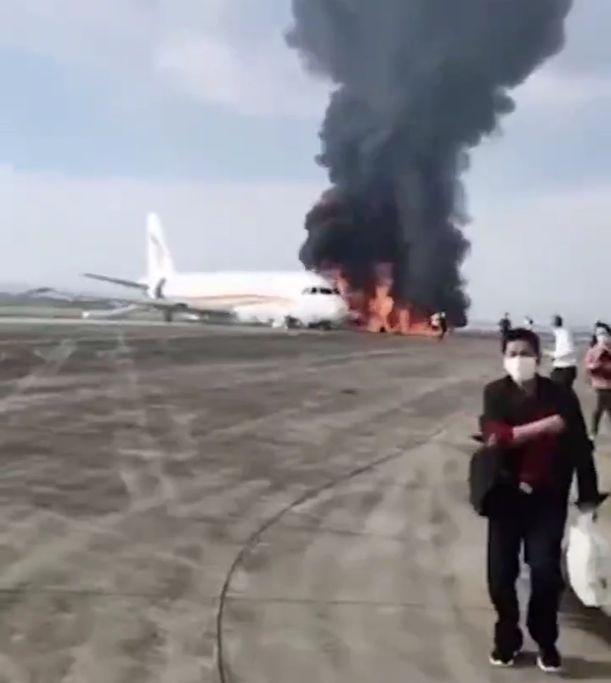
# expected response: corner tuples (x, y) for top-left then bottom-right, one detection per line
(566, 512), (611, 608)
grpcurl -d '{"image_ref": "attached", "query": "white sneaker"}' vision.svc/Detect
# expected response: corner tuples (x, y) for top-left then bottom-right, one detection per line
(537, 647), (562, 674)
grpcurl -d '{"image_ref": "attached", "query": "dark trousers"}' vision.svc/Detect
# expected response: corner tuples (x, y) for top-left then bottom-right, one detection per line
(550, 366), (577, 390)
(592, 388), (611, 435)
(487, 489), (567, 652)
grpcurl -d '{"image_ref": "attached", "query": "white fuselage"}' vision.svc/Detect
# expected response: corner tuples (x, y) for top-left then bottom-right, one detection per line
(156, 270), (349, 327)
(83, 213), (349, 329)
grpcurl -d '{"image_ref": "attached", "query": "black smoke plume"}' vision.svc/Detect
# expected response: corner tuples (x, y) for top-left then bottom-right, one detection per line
(287, 0), (573, 326)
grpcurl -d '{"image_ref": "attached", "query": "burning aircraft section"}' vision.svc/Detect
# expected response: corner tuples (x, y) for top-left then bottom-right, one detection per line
(336, 263), (438, 335)
(288, 0), (573, 334)
(306, 190), (440, 336)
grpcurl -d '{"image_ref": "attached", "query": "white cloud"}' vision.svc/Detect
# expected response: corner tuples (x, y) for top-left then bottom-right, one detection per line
(4, 1), (610, 122)
(156, 32), (329, 118)
(0, 0), (328, 119)
(0, 167), (325, 288)
(0, 1), (153, 69)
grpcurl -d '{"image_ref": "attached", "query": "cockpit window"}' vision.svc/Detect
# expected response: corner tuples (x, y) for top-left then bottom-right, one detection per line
(302, 286), (341, 295)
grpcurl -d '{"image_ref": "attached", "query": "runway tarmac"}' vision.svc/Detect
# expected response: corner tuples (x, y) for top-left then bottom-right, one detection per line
(0, 321), (609, 682)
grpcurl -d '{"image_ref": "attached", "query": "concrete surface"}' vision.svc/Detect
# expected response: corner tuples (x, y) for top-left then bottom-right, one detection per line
(0, 322), (609, 683)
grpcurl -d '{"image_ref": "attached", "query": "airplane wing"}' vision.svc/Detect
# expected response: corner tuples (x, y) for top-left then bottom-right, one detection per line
(24, 287), (131, 306)
(83, 273), (147, 291)
(76, 291), (233, 319)
(25, 286), (238, 320)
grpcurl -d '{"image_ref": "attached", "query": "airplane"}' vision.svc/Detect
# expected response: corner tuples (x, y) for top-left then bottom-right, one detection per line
(81, 213), (350, 329)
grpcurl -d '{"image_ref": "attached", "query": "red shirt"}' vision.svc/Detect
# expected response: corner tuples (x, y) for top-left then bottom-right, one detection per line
(586, 345), (611, 388)
(515, 407), (557, 489)
(484, 405), (558, 490)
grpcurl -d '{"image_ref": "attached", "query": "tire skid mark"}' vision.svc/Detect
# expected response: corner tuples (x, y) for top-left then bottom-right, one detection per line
(194, 375), (454, 445)
(0, 336), (471, 595)
(217, 401), (490, 683)
(104, 332), (178, 511)
(0, 328), (485, 682)
(214, 430), (444, 683)
(398, 434), (489, 683)
(156, 347), (441, 394)
(0, 338), (77, 413)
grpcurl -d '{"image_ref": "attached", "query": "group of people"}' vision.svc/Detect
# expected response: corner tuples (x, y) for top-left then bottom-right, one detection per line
(498, 313), (611, 439)
(474, 318), (610, 674)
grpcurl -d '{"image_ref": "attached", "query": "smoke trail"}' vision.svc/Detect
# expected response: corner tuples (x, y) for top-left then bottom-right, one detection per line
(287, 0), (573, 326)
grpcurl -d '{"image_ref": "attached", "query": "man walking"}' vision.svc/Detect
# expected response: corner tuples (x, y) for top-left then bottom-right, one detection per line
(585, 322), (611, 439)
(439, 311), (448, 340)
(481, 328), (604, 673)
(499, 312), (511, 351)
(548, 315), (578, 389)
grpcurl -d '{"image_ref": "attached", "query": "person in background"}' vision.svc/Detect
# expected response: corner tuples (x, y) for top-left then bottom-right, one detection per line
(547, 315), (577, 389)
(590, 320), (607, 348)
(439, 311), (448, 341)
(499, 313), (511, 350)
(585, 322), (611, 440)
(430, 312), (441, 334)
(482, 328), (604, 673)
(524, 316), (534, 331)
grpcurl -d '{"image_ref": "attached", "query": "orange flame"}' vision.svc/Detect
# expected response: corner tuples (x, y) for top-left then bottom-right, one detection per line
(323, 263), (442, 337)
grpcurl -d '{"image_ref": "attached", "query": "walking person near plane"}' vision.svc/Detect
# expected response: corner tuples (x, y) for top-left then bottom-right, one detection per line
(480, 328), (605, 673)
(546, 315), (578, 389)
(499, 312), (512, 351)
(585, 322), (611, 440)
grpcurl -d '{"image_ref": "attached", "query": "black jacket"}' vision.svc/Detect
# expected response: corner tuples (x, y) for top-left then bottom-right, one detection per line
(481, 375), (602, 507)
(469, 443), (511, 517)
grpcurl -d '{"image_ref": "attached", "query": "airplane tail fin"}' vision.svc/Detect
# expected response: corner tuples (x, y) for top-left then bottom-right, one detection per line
(146, 212), (175, 286)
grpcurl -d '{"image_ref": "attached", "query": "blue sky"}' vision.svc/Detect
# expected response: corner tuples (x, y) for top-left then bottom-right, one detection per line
(0, 0), (610, 324)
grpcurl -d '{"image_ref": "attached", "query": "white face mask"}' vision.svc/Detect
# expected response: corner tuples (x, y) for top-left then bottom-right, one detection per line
(504, 356), (537, 384)
(597, 333), (610, 346)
